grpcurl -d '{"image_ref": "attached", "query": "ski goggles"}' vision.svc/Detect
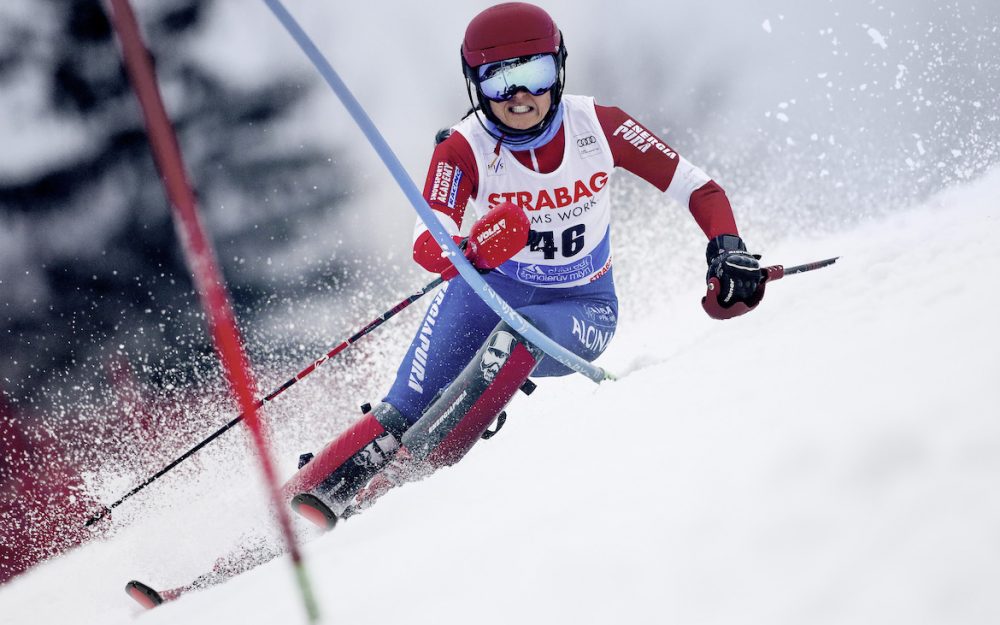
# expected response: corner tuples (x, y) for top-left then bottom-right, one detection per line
(476, 53), (558, 102)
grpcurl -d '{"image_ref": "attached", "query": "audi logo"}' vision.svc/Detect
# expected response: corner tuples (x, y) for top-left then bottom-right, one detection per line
(577, 136), (597, 147)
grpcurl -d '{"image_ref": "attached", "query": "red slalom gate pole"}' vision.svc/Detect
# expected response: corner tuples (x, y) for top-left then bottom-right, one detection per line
(106, 1), (319, 620)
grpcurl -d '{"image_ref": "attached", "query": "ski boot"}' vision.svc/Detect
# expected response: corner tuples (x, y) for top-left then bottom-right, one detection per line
(284, 402), (409, 530)
(346, 323), (541, 514)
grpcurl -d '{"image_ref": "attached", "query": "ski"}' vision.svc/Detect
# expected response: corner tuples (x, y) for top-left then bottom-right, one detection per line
(124, 561), (267, 609)
(124, 398), (517, 608)
(124, 532), (286, 609)
(290, 448), (425, 529)
(124, 482), (375, 609)
(125, 579), (188, 608)
(293, 409), (512, 526)
(289, 493), (339, 531)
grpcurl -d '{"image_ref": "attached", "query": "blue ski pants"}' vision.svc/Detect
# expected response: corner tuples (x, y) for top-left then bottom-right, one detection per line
(384, 269), (619, 424)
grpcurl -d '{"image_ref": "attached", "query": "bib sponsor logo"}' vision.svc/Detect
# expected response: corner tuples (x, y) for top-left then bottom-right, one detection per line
(589, 256), (613, 283)
(575, 132), (601, 158)
(516, 256), (595, 285)
(613, 119), (677, 159)
(487, 171), (608, 212)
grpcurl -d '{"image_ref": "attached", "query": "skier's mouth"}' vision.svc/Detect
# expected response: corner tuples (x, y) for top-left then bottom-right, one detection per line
(507, 104), (534, 115)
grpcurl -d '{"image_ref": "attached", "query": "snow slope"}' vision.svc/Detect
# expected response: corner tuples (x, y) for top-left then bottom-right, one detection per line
(2, 170), (999, 624)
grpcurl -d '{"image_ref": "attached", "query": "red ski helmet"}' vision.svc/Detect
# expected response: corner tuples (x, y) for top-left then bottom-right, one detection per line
(461, 2), (562, 67)
(460, 3), (568, 141)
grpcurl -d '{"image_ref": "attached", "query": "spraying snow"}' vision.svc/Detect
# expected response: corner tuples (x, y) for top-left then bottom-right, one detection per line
(2, 168), (997, 624)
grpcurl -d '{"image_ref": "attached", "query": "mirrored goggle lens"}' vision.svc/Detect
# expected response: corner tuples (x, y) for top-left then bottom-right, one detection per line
(477, 54), (558, 102)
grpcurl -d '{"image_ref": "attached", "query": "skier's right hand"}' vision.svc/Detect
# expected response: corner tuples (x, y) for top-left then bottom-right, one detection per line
(413, 231), (466, 278)
(413, 201), (529, 281)
(465, 201), (530, 271)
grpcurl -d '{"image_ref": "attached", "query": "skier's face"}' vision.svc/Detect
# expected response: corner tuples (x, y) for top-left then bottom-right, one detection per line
(489, 89), (551, 131)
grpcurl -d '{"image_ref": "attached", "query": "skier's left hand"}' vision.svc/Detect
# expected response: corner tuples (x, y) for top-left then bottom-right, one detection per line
(702, 234), (766, 319)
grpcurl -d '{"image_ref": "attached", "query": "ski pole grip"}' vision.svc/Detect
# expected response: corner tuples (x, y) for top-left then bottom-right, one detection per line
(762, 264), (785, 282)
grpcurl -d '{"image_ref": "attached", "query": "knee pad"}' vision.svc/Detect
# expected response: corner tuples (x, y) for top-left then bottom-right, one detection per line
(401, 321), (541, 468)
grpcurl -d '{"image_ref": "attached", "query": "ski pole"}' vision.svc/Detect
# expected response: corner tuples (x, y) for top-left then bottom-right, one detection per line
(83, 275), (445, 528)
(703, 256), (839, 319)
(761, 256), (840, 282)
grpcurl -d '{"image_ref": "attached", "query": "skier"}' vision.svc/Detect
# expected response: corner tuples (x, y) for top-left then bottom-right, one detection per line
(284, 1), (767, 528)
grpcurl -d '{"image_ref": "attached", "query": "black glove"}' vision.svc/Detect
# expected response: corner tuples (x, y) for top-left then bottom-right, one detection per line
(703, 235), (765, 319)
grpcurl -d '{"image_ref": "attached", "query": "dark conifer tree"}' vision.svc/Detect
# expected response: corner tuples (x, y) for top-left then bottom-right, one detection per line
(0, 0), (347, 400)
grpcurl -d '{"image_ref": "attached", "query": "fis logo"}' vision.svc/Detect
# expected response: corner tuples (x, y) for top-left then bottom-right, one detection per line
(487, 153), (506, 176)
(613, 119), (677, 159)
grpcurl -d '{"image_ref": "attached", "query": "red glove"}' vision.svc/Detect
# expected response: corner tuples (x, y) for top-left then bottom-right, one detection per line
(466, 201), (530, 271)
(413, 202), (529, 280)
(413, 231), (464, 276)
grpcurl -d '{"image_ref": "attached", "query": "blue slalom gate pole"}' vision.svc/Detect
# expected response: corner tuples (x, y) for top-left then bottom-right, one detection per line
(263, 0), (613, 383)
